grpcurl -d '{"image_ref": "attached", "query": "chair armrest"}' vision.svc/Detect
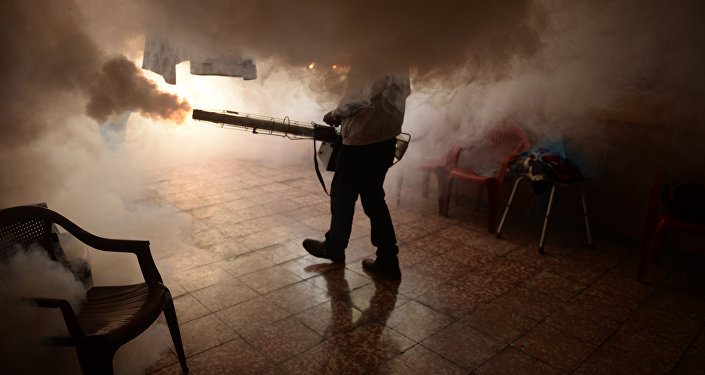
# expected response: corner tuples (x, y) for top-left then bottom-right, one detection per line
(75, 236), (163, 284)
(0, 206), (164, 285)
(26, 297), (85, 341)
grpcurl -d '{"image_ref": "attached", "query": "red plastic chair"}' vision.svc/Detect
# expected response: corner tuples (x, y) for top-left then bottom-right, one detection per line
(440, 126), (531, 232)
(400, 145), (463, 214)
(639, 174), (705, 281)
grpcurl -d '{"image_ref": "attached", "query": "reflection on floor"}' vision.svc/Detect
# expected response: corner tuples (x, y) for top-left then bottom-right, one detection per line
(144, 159), (704, 374)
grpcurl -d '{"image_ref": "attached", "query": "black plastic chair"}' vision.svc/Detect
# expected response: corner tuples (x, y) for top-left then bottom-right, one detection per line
(0, 204), (188, 374)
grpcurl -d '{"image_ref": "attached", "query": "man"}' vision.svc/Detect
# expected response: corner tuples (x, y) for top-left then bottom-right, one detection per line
(303, 65), (410, 280)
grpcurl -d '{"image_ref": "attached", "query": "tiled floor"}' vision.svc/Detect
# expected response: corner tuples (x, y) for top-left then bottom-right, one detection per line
(140, 159), (705, 374)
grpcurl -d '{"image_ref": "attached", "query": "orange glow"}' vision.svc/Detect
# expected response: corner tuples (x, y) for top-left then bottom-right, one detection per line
(308, 62), (316, 70)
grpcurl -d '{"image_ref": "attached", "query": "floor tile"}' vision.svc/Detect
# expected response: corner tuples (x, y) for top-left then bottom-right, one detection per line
(514, 323), (596, 371)
(265, 281), (330, 314)
(437, 226), (482, 246)
(451, 271), (515, 301)
(492, 286), (563, 321)
(295, 298), (369, 338)
(305, 267), (372, 297)
(191, 278), (259, 312)
(474, 347), (566, 375)
(154, 338), (270, 375)
(409, 233), (464, 254)
(540, 256), (601, 284)
(280, 255), (341, 279)
(215, 296), (290, 334)
(600, 323), (689, 373)
(544, 304), (621, 346)
(442, 244), (497, 268)
(347, 282), (409, 320)
(568, 286), (639, 322)
(573, 347), (664, 375)
(396, 243), (435, 269)
(520, 270), (586, 302)
(384, 267), (445, 299)
(463, 299), (539, 343)
(671, 345), (705, 375)
(372, 344), (466, 375)
(256, 241), (309, 265)
(172, 262), (233, 292)
(179, 314), (238, 357)
(416, 282), (484, 319)
(332, 322), (415, 370)
(173, 293), (211, 323)
(238, 265), (302, 294)
(242, 317), (323, 363)
(592, 268), (655, 301)
(410, 254), (473, 282)
(386, 300), (455, 342)
(219, 251), (275, 277)
(279, 341), (366, 375)
(627, 305), (702, 343)
(466, 232), (520, 256)
(422, 321), (505, 370)
(484, 257), (538, 284)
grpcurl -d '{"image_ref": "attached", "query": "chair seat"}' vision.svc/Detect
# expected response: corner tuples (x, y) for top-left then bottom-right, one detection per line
(79, 283), (169, 339)
(449, 169), (495, 184)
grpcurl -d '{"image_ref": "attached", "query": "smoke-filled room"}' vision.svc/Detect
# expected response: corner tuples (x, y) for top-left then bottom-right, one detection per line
(2, 1), (705, 374)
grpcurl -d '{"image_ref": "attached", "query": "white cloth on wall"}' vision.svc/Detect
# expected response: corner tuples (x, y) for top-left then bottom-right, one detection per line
(142, 32), (256, 84)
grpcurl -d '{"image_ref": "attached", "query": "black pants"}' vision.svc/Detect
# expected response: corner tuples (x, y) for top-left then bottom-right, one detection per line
(325, 138), (398, 260)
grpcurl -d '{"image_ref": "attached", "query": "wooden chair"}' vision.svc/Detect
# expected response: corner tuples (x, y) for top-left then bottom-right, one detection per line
(0, 204), (189, 374)
(440, 126), (531, 232)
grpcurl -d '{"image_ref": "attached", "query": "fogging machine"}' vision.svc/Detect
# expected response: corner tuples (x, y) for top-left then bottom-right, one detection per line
(192, 109), (410, 171)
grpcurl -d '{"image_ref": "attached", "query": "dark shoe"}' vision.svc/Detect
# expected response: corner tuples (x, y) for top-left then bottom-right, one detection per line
(362, 258), (401, 280)
(302, 239), (345, 263)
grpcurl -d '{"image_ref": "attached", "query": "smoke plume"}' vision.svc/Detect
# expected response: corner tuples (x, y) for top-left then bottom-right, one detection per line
(0, 246), (87, 374)
(0, 1), (189, 150)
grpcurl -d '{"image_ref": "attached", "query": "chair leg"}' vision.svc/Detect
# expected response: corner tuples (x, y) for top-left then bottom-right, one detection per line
(497, 176), (525, 238)
(486, 183), (499, 233)
(439, 178), (453, 217)
(422, 171), (431, 198)
(473, 186), (483, 211)
(76, 345), (116, 375)
(639, 218), (666, 281)
(579, 186), (594, 249)
(538, 184), (557, 254)
(164, 298), (189, 373)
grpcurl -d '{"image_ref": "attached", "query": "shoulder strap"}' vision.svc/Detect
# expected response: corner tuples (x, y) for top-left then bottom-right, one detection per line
(313, 138), (330, 196)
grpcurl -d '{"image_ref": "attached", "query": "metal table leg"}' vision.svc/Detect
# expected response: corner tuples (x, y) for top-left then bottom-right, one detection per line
(579, 185), (594, 249)
(538, 183), (557, 254)
(496, 176), (525, 239)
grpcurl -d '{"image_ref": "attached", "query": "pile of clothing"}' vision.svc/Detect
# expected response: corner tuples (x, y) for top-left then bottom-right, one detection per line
(510, 148), (583, 193)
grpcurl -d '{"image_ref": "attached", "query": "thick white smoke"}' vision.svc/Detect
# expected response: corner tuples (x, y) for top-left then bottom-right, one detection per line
(0, 246), (87, 374)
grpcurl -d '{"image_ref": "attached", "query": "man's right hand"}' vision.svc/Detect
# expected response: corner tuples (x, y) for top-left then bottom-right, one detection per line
(323, 111), (341, 126)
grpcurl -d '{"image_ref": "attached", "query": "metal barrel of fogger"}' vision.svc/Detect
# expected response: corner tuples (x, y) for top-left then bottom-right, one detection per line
(192, 109), (339, 143)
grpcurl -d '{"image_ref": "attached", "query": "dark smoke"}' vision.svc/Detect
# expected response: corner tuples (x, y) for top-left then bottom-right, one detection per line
(85, 55), (190, 123)
(0, 1), (189, 150)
